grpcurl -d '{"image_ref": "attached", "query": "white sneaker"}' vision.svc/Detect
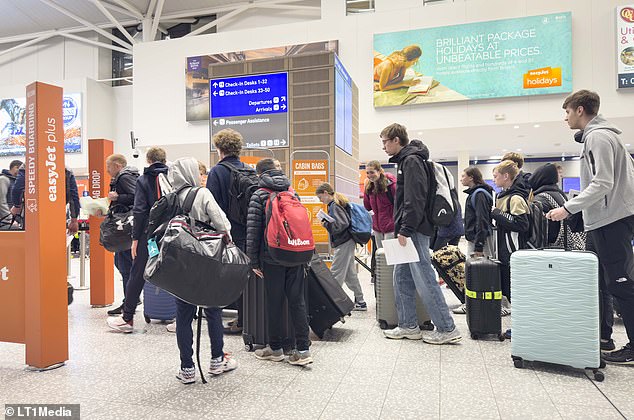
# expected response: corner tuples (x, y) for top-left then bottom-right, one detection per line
(423, 328), (462, 345)
(452, 304), (466, 314)
(166, 323), (176, 333)
(383, 326), (423, 340)
(209, 353), (238, 375)
(176, 367), (196, 384)
(107, 316), (133, 333)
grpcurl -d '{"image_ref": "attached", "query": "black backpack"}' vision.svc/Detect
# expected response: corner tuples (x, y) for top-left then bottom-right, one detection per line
(510, 197), (548, 250)
(219, 161), (259, 224)
(146, 186), (200, 239)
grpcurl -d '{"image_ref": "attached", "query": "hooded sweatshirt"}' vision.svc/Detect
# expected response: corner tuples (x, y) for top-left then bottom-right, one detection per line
(529, 163), (567, 244)
(564, 115), (634, 231)
(109, 166), (139, 212)
(491, 175), (530, 263)
(170, 158), (231, 236)
(463, 183), (494, 252)
(388, 141), (434, 237)
(363, 171), (396, 234)
(132, 162), (169, 240)
(0, 169), (15, 218)
(246, 169), (293, 268)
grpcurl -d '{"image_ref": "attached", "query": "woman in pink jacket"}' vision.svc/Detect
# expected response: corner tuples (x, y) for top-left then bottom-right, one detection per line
(363, 161), (397, 248)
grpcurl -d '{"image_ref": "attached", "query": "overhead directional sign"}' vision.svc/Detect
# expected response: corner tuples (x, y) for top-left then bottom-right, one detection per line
(209, 72), (289, 149)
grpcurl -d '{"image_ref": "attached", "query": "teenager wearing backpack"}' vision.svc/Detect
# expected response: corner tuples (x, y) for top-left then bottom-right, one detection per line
(108, 147), (169, 333)
(380, 125), (461, 344)
(0, 160), (22, 222)
(247, 159), (313, 366)
(206, 129), (255, 334)
(165, 158), (237, 383)
(316, 183), (367, 311)
(363, 160), (396, 248)
(491, 160), (531, 336)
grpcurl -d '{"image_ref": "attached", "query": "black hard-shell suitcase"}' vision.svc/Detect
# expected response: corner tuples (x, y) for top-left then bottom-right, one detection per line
(431, 245), (466, 303)
(306, 255), (354, 338)
(465, 257), (505, 341)
(242, 273), (296, 352)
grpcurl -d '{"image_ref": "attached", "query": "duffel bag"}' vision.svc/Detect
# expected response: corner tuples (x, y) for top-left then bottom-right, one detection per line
(144, 215), (250, 308)
(99, 206), (134, 252)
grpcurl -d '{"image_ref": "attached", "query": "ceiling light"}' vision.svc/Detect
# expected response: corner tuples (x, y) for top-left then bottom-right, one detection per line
(513, 125), (520, 129)
(627, 144), (631, 147)
(517, 148), (522, 152)
(486, 159), (499, 163)
(533, 124), (541, 128)
(489, 156), (502, 160)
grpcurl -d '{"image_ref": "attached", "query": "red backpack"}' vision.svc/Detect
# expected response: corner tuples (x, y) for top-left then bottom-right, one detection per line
(264, 188), (315, 266)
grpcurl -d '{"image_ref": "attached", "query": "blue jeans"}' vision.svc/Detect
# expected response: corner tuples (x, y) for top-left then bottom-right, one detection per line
(176, 299), (224, 369)
(393, 232), (456, 332)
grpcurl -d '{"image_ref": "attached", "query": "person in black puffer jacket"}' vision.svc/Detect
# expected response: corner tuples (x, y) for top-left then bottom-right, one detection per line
(461, 166), (495, 258)
(246, 158), (312, 366)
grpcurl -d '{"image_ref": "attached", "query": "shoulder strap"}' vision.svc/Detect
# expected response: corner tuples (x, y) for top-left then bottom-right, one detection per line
(470, 188), (492, 209)
(385, 185), (394, 205)
(218, 161), (236, 173)
(182, 187), (201, 214)
(196, 307), (207, 384)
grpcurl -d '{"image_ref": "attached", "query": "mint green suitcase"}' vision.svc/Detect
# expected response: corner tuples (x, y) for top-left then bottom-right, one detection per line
(510, 249), (605, 381)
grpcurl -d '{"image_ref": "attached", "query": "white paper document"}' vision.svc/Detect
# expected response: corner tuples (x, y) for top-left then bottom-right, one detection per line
(79, 196), (110, 216)
(382, 238), (420, 265)
(316, 209), (335, 223)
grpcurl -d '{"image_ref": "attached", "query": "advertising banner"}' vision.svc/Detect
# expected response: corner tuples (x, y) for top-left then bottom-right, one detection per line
(373, 12), (572, 107)
(617, 5), (634, 88)
(0, 93), (82, 156)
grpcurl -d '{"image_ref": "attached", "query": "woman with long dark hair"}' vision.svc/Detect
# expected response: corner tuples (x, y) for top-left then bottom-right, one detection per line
(363, 161), (396, 248)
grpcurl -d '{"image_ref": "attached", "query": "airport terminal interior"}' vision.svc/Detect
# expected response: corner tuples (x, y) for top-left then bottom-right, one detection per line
(1, 0), (634, 419)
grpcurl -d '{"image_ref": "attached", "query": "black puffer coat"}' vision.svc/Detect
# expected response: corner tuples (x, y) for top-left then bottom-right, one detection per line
(246, 169), (291, 269)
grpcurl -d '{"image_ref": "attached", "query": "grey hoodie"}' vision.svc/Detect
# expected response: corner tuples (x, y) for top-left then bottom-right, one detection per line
(564, 115), (634, 231)
(170, 158), (232, 236)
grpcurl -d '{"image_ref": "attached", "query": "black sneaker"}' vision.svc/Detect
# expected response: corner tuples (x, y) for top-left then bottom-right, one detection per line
(601, 339), (616, 352)
(602, 344), (634, 365)
(353, 301), (367, 311)
(107, 304), (124, 316)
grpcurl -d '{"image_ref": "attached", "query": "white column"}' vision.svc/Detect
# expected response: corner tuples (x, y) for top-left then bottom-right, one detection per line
(457, 150), (470, 215)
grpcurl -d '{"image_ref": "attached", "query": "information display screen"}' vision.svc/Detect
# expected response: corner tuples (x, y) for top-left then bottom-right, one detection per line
(209, 72), (289, 149)
(334, 55), (353, 155)
(562, 177), (580, 193)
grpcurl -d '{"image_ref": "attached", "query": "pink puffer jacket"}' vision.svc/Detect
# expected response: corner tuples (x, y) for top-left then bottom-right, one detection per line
(363, 172), (396, 234)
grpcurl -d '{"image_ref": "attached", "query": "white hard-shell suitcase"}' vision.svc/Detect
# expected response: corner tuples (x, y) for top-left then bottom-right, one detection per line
(510, 249), (605, 381)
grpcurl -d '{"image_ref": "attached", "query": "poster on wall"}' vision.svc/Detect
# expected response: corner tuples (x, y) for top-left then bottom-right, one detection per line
(186, 40), (338, 121)
(0, 93), (82, 156)
(617, 5), (634, 88)
(373, 12), (572, 108)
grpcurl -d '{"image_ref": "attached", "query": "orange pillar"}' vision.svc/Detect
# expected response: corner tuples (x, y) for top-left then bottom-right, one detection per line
(24, 81), (68, 369)
(88, 139), (114, 307)
(0, 232), (26, 344)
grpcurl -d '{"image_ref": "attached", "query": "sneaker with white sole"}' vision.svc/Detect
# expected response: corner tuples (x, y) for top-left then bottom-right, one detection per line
(452, 304), (466, 314)
(602, 344), (634, 365)
(107, 316), (133, 333)
(353, 301), (368, 311)
(166, 323), (176, 333)
(288, 350), (313, 366)
(176, 366), (196, 384)
(209, 353), (238, 375)
(254, 346), (284, 362)
(383, 326), (423, 340)
(423, 328), (462, 345)
(500, 307), (511, 317)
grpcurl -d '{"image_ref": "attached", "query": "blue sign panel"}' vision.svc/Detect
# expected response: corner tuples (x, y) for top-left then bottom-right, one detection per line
(210, 72), (288, 118)
(209, 72), (289, 150)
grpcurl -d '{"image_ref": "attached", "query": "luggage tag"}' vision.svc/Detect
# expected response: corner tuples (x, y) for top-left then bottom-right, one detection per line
(147, 238), (159, 257)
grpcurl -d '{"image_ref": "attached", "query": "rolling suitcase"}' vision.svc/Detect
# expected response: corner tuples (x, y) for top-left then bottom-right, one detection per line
(510, 249), (604, 381)
(431, 245), (466, 303)
(465, 257), (505, 341)
(307, 255), (355, 338)
(143, 282), (176, 323)
(375, 249), (434, 331)
(242, 274), (296, 352)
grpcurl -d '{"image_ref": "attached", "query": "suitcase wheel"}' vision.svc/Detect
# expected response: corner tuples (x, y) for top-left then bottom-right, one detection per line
(592, 370), (604, 382)
(144, 315), (151, 324)
(470, 333), (479, 340)
(378, 320), (388, 330)
(498, 334), (506, 342)
(244, 343), (254, 352)
(512, 357), (524, 369)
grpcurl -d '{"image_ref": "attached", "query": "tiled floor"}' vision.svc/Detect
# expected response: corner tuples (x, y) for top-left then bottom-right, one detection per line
(1, 257), (632, 419)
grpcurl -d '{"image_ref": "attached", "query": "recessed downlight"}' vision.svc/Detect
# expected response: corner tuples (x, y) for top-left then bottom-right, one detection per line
(533, 124), (541, 128)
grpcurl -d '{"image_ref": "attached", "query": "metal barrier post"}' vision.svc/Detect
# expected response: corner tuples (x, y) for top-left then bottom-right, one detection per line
(75, 231), (89, 290)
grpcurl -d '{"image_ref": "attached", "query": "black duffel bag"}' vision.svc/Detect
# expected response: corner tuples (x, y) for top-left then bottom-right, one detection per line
(99, 205), (134, 252)
(144, 215), (251, 308)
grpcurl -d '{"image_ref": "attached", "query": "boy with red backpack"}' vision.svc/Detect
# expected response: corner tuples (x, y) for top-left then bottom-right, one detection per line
(246, 158), (314, 366)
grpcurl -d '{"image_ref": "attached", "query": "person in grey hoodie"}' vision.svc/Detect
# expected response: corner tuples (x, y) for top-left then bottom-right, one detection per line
(169, 157), (237, 384)
(548, 90), (634, 365)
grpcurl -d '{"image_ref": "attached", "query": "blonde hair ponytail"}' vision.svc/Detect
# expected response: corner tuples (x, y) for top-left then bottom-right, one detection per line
(316, 183), (350, 206)
(333, 192), (349, 207)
